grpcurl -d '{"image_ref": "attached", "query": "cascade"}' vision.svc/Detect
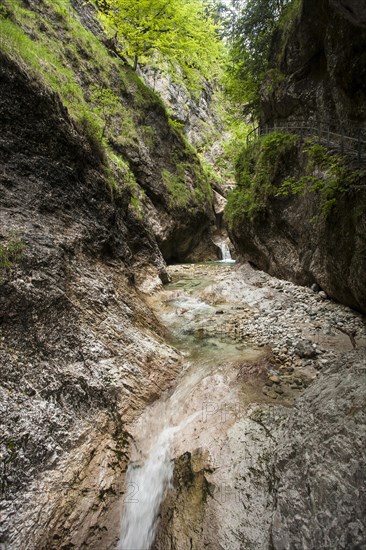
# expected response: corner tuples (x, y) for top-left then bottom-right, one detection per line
(118, 426), (178, 550)
(218, 241), (235, 263)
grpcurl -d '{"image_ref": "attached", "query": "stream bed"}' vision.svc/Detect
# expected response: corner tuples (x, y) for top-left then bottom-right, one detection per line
(118, 263), (286, 550)
(117, 262), (366, 550)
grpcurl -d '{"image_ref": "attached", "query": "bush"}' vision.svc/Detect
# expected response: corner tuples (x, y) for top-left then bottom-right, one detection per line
(225, 131), (299, 226)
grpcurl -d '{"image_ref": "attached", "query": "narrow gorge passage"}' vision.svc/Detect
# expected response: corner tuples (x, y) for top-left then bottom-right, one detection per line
(117, 261), (366, 549)
(118, 258), (265, 549)
(1, 0), (366, 547)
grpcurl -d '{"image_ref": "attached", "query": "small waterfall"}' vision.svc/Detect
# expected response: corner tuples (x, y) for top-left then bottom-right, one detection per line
(218, 241), (235, 263)
(118, 426), (178, 550)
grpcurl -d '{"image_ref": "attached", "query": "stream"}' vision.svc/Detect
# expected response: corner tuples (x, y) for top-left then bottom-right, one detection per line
(118, 256), (268, 550)
(116, 253), (366, 550)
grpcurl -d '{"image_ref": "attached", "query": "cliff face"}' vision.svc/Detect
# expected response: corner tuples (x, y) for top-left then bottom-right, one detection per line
(141, 67), (224, 156)
(1, 0), (218, 266)
(227, 138), (366, 313)
(0, 0), (219, 545)
(262, 0), (366, 133)
(0, 50), (184, 548)
(228, 0), (366, 313)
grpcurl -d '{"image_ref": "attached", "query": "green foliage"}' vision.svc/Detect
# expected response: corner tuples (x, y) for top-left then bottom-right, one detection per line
(162, 159), (213, 209)
(224, 0), (299, 116)
(129, 196), (143, 220)
(199, 158), (222, 187)
(213, 120), (252, 181)
(162, 168), (192, 208)
(105, 150), (139, 194)
(0, 15), (84, 112)
(140, 125), (156, 149)
(276, 139), (366, 218)
(1, 0), (217, 224)
(225, 131), (299, 225)
(0, 236), (25, 274)
(193, 163), (214, 204)
(0, 0), (150, 199)
(168, 118), (184, 132)
(0, 4), (11, 18)
(89, 86), (121, 139)
(98, 0), (223, 88)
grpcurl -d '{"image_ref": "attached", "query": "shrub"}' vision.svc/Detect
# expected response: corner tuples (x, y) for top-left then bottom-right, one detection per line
(225, 131), (299, 226)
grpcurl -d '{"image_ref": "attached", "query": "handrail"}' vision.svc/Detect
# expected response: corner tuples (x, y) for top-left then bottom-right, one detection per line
(246, 120), (366, 165)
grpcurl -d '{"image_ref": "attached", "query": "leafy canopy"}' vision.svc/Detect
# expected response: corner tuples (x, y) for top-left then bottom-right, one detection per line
(224, 0), (296, 116)
(98, 0), (223, 85)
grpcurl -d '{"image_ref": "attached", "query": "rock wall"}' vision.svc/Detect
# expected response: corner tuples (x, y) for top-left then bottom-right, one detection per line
(228, 0), (366, 313)
(271, 350), (366, 550)
(141, 67), (222, 149)
(0, 49), (185, 548)
(262, 0), (366, 133)
(153, 350), (366, 550)
(230, 162), (366, 312)
(0, 0), (224, 541)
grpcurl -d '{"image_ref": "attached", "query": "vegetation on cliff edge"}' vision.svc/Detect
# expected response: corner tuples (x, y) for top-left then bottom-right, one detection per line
(0, 0), (216, 216)
(224, 132), (299, 226)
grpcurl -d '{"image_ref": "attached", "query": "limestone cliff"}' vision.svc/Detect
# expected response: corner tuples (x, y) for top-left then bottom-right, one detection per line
(0, 0), (218, 546)
(227, 0), (366, 313)
(262, 0), (366, 132)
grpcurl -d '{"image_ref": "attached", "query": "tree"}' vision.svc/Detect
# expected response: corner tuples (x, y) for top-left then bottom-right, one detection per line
(224, 0), (294, 116)
(97, 0), (222, 84)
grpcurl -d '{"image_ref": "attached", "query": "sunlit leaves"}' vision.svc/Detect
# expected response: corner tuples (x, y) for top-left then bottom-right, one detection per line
(98, 0), (223, 87)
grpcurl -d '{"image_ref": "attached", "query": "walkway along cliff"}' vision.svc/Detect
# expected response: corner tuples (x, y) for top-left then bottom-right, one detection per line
(226, 0), (366, 314)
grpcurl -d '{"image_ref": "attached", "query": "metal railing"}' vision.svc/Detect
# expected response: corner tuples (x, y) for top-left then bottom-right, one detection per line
(246, 120), (366, 165)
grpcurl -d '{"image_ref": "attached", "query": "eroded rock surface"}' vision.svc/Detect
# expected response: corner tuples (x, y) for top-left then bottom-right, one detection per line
(262, 0), (366, 131)
(229, 168), (366, 314)
(121, 263), (366, 550)
(0, 50), (184, 549)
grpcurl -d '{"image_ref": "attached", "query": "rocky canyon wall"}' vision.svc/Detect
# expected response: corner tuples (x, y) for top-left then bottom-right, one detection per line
(262, 0), (366, 132)
(228, 0), (366, 313)
(0, 0), (218, 545)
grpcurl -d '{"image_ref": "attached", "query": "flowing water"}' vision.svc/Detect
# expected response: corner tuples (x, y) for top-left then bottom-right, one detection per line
(118, 427), (177, 550)
(118, 263), (262, 550)
(217, 241), (235, 263)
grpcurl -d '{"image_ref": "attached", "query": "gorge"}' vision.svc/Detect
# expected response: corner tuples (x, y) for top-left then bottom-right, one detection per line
(0, 0), (365, 549)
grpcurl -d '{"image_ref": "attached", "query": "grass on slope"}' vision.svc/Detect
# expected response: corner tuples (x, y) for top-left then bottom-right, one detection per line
(0, 0), (157, 200)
